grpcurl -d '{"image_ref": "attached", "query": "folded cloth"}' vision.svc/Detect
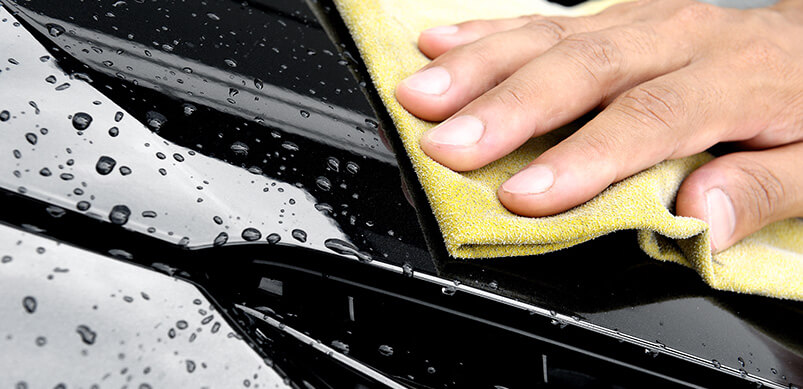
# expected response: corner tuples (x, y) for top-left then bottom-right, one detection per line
(333, 0), (803, 300)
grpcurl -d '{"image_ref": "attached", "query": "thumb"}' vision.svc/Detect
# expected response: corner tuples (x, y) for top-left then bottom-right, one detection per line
(676, 143), (803, 253)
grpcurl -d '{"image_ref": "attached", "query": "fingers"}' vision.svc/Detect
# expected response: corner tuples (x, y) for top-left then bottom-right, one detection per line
(676, 143), (803, 253)
(497, 65), (732, 217)
(398, 16), (596, 121)
(417, 24), (693, 171)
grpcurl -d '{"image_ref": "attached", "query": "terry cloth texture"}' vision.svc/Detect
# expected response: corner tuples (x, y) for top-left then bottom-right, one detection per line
(333, 0), (803, 300)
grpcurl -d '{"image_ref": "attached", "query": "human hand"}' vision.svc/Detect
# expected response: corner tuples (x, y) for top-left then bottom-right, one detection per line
(395, 0), (803, 253)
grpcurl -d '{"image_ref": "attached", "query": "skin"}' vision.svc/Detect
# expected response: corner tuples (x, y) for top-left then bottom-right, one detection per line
(395, 0), (803, 254)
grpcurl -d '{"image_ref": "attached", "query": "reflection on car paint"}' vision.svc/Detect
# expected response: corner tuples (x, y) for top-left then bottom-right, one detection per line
(0, 223), (289, 388)
(0, 9), (352, 252)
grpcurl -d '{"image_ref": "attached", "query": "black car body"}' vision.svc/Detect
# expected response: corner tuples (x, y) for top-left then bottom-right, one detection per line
(0, 0), (800, 388)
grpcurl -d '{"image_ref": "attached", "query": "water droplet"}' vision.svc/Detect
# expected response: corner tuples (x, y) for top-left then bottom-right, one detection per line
(8, 58), (19, 65)
(25, 133), (37, 145)
(119, 166), (132, 175)
(109, 204), (131, 225)
(76, 201), (91, 211)
(324, 238), (372, 262)
(241, 228), (261, 241)
(211, 322), (221, 333)
(402, 262), (414, 277)
(186, 359), (196, 373)
(95, 155), (116, 175)
(281, 141), (298, 151)
(22, 296), (37, 313)
(76, 325), (97, 345)
(145, 111), (167, 131)
(213, 216), (223, 225)
(228, 88), (239, 97)
(299, 110), (310, 118)
(739, 368), (748, 378)
(230, 141), (249, 156)
(224, 58), (237, 68)
(158, 168), (167, 176)
(45, 75), (57, 84)
(346, 161), (359, 174)
(114, 111), (124, 122)
(254, 78), (264, 90)
(35, 336), (46, 346)
(291, 229), (307, 243)
(427, 366), (436, 374)
(39, 167), (52, 177)
(206, 12), (220, 21)
(488, 280), (499, 289)
(1, 255), (12, 263)
(177, 237), (190, 247)
(0, 111), (9, 121)
(712, 359), (721, 369)
(441, 286), (456, 296)
(72, 112), (92, 130)
(46, 23), (65, 37)
(738, 357), (745, 367)
(316, 176), (331, 191)
(326, 157), (340, 172)
(59, 173), (74, 181)
(266, 233), (281, 244)
(176, 320), (188, 330)
(156, 152), (166, 160)
(102, 60), (113, 67)
(213, 232), (228, 247)
(182, 103), (196, 116)
(771, 368), (777, 375)
(378, 344), (394, 356)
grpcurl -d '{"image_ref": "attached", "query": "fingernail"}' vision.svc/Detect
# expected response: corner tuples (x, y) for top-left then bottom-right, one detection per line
(402, 66), (451, 96)
(501, 165), (555, 195)
(424, 115), (484, 147)
(705, 187), (736, 253)
(423, 25), (458, 35)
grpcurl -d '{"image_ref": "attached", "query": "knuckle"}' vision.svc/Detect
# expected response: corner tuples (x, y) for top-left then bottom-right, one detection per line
(558, 33), (623, 82)
(523, 18), (569, 42)
(671, 1), (725, 24)
(614, 83), (685, 132)
(728, 158), (786, 223)
(733, 38), (788, 70)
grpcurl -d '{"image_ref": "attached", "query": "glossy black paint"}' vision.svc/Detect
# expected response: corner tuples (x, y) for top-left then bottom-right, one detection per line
(1, 0), (801, 387)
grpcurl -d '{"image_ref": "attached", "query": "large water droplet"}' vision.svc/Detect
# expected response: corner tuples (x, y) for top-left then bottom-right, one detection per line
(254, 78), (264, 90)
(95, 155), (116, 175)
(206, 13), (220, 21)
(281, 141), (298, 151)
(213, 232), (228, 247)
(186, 359), (196, 373)
(0, 110), (9, 121)
(45, 75), (57, 84)
(46, 23), (65, 37)
(39, 167), (52, 177)
(326, 157), (340, 172)
(182, 103), (196, 116)
(22, 296), (37, 313)
(378, 344), (394, 357)
(25, 133), (37, 145)
(241, 228), (261, 241)
(291, 229), (307, 243)
(114, 111), (124, 122)
(76, 325), (97, 345)
(55, 83), (70, 91)
(299, 110), (310, 118)
(108, 126), (119, 137)
(72, 112), (93, 130)
(213, 216), (223, 225)
(230, 141), (249, 156)
(224, 58), (237, 68)
(323, 238), (372, 262)
(266, 233), (281, 244)
(76, 201), (91, 211)
(315, 176), (331, 191)
(109, 205), (131, 225)
(145, 111), (167, 131)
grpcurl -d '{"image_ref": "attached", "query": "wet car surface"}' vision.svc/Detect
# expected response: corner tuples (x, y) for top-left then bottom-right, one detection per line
(0, 0), (801, 388)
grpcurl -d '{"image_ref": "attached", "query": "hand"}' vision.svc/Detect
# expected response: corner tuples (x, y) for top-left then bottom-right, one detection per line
(395, 0), (803, 253)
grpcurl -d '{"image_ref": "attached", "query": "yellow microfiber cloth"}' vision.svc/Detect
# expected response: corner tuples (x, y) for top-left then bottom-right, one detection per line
(333, 0), (803, 300)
